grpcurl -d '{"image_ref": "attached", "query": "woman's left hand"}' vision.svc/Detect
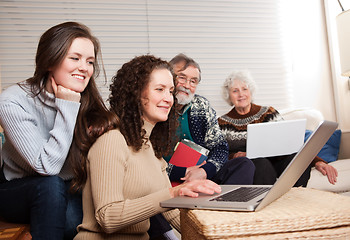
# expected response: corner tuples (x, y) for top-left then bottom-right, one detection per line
(315, 161), (338, 185)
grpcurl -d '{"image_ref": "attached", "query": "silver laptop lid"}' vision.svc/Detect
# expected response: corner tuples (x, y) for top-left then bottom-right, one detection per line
(160, 120), (338, 212)
(255, 120), (338, 211)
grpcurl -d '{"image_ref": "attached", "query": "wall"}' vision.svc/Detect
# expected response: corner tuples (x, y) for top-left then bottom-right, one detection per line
(0, 0), (293, 118)
(324, 0), (350, 132)
(286, 0), (336, 122)
(0, 0), (343, 126)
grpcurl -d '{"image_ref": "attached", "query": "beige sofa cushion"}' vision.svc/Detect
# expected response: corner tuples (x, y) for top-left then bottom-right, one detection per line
(279, 108), (324, 131)
(307, 159), (350, 192)
(279, 108), (350, 193)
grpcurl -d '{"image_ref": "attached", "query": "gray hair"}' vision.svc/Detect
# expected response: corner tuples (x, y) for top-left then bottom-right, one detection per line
(169, 53), (202, 81)
(222, 70), (257, 106)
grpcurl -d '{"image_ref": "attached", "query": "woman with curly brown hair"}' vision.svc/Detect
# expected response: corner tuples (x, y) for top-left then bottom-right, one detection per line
(74, 55), (221, 240)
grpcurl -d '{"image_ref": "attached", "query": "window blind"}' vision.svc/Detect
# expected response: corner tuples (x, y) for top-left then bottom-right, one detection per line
(0, 0), (292, 116)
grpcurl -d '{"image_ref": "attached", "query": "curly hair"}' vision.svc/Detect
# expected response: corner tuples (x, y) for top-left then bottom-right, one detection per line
(109, 55), (178, 158)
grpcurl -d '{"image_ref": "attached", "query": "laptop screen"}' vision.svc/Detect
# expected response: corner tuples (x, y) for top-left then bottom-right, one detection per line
(246, 119), (306, 159)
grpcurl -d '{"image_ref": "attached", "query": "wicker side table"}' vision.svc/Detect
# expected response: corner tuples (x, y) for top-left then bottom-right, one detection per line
(180, 187), (350, 239)
(0, 221), (31, 240)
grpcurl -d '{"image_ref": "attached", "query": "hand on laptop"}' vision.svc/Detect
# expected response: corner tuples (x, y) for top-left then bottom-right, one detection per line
(169, 179), (221, 198)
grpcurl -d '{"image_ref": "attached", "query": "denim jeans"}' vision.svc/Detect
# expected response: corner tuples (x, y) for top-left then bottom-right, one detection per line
(212, 156), (255, 185)
(0, 175), (82, 240)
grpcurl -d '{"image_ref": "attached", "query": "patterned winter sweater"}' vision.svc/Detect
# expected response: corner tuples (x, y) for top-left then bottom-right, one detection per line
(218, 103), (324, 165)
(218, 104), (281, 158)
(166, 95), (229, 180)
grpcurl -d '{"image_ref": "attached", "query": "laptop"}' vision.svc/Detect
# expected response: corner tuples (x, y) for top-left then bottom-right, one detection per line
(246, 119), (306, 159)
(160, 120), (338, 212)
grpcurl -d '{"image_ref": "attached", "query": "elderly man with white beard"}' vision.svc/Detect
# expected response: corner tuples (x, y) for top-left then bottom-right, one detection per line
(147, 54), (256, 240)
(165, 53), (255, 185)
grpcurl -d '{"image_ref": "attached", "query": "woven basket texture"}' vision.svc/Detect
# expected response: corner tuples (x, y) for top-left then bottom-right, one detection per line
(180, 188), (350, 239)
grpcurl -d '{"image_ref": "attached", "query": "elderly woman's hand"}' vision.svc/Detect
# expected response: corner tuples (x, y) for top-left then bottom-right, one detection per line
(315, 161), (338, 185)
(169, 179), (221, 198)
(233, 151), (247, 158)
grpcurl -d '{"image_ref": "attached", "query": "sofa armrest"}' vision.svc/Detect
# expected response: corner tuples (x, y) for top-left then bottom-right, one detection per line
(279, 108), (324, 131)
(339, 131), (350, 160)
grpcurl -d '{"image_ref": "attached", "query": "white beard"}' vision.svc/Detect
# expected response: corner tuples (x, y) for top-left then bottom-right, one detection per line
(176, 86), (194, 105)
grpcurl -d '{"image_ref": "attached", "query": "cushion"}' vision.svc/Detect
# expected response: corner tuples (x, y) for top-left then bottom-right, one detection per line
(279, 108), (324, 131)
(304, 129), (341, 163)
(307, 159), (350, 192)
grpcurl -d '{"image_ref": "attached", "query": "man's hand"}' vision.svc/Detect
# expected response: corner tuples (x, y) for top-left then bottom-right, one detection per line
(181, 167), (207, 182)
(51, 76), (81, 102)
(185, 161), (206, 174)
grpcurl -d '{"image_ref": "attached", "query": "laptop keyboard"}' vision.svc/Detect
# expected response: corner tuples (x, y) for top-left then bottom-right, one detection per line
(210, 187), (270, 202)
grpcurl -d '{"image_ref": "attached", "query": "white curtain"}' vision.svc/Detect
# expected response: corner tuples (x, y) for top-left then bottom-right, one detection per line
(0, 0), (292, 116)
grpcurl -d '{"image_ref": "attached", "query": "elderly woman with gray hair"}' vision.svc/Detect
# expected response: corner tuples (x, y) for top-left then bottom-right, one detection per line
(218, 70), (338, 186)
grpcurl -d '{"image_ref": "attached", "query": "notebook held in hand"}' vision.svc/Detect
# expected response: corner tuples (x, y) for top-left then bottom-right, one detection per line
(169, 139), (209, 186)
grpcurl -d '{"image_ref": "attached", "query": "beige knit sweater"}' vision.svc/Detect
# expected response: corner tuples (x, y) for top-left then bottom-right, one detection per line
(75, 121), (180, 240)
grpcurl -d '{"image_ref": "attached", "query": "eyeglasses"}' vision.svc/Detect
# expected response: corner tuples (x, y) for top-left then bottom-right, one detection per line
(176, 75), (199, 87)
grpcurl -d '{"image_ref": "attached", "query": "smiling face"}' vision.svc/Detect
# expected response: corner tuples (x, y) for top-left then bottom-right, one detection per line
(141, 68), (175, 125)
(229, 80), (252, 113)
(49, 37), (95, 93)
(173, 65), (200, 105)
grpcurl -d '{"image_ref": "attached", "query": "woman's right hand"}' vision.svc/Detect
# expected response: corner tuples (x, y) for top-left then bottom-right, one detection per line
(51, 76), (81, 102)
(169, 179), (221, 198)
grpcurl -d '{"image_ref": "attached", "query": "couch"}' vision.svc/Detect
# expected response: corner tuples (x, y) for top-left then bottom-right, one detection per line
(279, 108), (350, 195)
